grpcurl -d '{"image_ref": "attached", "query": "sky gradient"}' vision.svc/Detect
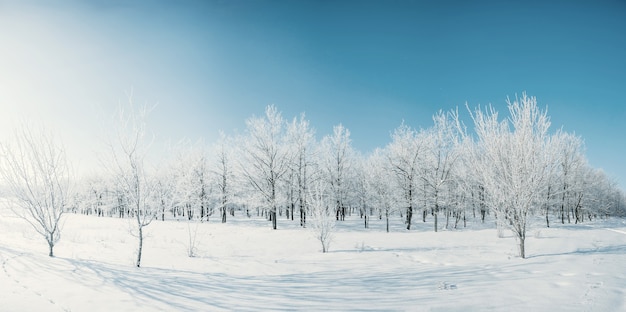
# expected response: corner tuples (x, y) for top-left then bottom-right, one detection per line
(0, 0), (625, 189)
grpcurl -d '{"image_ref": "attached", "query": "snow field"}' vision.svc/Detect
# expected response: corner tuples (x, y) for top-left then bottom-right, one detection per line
(1, 212), (625, 311)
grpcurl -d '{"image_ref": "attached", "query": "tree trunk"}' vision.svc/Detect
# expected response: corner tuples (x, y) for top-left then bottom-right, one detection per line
(271, 209), (277, 230)
(406, 187), (413, 230)
(567, 207), (571, 223)
(434, 210), (438, 232)
(386, 211), (390, 233)
(406, 206), (412, 230)
(136, 225), (143, 267)
(545, 186), (551, 227)
(48, 235), (54, 257)
(472, 203), (476, 219)
(518, 235), (526, 259)
(434, 189), (439, 232)
(574, 194), (583, 224)
(463, 210), (464, 228)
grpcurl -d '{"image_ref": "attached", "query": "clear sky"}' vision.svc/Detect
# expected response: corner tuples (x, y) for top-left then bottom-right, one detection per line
(0, 0), (625, 189)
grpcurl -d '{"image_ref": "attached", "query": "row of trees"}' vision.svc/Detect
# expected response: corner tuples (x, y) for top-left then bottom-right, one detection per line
(2, 94), (625, 261)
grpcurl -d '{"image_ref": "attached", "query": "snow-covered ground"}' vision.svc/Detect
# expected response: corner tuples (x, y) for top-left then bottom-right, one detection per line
(1, 209), (625, 311)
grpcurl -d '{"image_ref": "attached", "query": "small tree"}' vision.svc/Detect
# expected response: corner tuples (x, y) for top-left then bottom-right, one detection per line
(0, 124), (72, 257)
(308, 182), (335, 253)
(107, 97), (157, 267)
(185, 218), (200, 257)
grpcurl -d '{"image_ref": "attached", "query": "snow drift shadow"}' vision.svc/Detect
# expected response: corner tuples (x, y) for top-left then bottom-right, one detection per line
(54, 256), (508, 311)
(527, 244), (626, 259)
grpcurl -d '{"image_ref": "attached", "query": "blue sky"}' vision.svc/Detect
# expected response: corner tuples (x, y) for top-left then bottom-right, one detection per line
(0, 0), (625, 189)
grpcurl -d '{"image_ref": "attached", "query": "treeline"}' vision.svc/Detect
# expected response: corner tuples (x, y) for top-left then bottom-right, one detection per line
(3, 93), (625, 261)
(71, 95), (625, 245)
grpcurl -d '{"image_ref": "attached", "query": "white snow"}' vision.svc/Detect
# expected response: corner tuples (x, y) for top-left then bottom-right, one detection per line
(1, 209), (625, 311)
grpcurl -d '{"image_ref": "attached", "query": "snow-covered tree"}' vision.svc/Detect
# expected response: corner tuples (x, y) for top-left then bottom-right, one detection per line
(421, 110), (461, 232)
(582, 168), (625, 219)
(173, 141), (212, 222)
(352, 155), (374, 229)
(0, 124), (72, 257)
(107, 98), (158, 267)
(607, 183), (626, 218)
(286, 113), (316, 227)
(551, 130), (586, 224)
(320, 124), (354, 221)
(386, 123), (426, 230)
(470, 93), (557, 258)
(211, 132), (235, 223)
(239, 105), (292, 229)
(73, 175), (108, 216)
(367, 149), (398, 232)
(153, 166), (176, 222)
(308, 181), (335, 253)
(453, 133), (486, 224)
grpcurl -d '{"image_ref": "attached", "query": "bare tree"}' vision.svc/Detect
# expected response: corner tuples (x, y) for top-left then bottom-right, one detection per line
(367, 149), (398, 232)
(581, 168), (625, 220)
(386, 123), (426, 230)
(552, 130), (586, 224)
(107, 98), (157, 267)
(470, 93), (556, 258)
(421, 111), (461, 232)
(73, 174), (110, 217)
(185, 218), (201, 257)
(286, 113), (316, 227)
(308, 181), (335, 253)
(212, 132), (234, 223)
(320, 124), (354, 222)
(153, 167), (175, 222)
(451, 133), (485, 225)
(0, 124), (72, 257)
(239, 105), (292, 229)
(173, 141), (212, 222)
(352, 156), (373, 229)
